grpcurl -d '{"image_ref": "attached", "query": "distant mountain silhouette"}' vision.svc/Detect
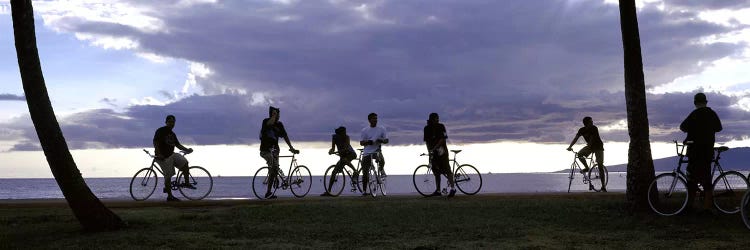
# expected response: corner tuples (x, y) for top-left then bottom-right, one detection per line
(555, 147), (750, 173)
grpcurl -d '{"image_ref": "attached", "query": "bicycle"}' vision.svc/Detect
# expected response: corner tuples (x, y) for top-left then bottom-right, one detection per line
(648, 141), (748, 216)
(360, 151), (387, 197)
(566, 149), (608, 193)
(323, 149), (365, 196)
(252, 148), (312, 199)
(413, 149), (482, 197)
(130, 149), (213, 201)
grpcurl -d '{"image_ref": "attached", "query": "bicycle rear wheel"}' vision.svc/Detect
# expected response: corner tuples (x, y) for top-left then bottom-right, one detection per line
(323, 165), (345, 196)
(648, 173), (689, 216)
(588, 164), (608, 192)
(741, 190), (750, 230)
(455, 164), (482, 195)
(413, 165), (434, 197)
(252, 167), (279, 199)
(130, 168), (158, 201)
(290, 165), (312, 197)
(176, 166), (213, 200)
(712, 171), (748, 214)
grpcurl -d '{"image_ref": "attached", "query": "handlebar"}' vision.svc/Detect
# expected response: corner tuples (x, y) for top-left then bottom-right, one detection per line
(142, 149), (192, 159)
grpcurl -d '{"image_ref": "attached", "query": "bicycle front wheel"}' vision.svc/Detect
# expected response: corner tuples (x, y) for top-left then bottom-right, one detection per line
(648, 173), (689, 216)
(177, 166), (213, 200)
(455, 164), (482, 195)
(323, 165), (345, 197)
(252, 167), (278, 199)
(588, 164), (608, 192)
(741, 190), (750, 230)
(130, 168), (158, 201)
(413, 165), (434, 197)
(290, 165), (312, 198)
(368, 167), (378, 197)
(712, 171), (748, 214)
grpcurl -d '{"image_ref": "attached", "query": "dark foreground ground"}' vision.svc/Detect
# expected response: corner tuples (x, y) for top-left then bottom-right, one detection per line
(1, 193), (748, 249)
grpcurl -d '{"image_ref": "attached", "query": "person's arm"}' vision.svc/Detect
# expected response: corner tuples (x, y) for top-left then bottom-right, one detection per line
(329, 135), (336, 154)
(680, 112), (692, 133)
(567, 131), (580, 151)
(173, 135), (192, 153)
(377, 128), (389, 144)
(360, 130), (372, 146)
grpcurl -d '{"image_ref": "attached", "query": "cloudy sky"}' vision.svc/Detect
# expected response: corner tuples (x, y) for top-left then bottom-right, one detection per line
(2, 0), (750, 177)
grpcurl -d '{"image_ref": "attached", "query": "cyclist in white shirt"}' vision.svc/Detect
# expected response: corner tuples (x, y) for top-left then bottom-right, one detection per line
(359, 113), (388, 196)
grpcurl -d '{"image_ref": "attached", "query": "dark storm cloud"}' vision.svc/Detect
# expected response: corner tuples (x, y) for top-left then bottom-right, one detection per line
(664, 0), (750, 10)
(9, 0), (750, 150)
(0, 94), (25, 101)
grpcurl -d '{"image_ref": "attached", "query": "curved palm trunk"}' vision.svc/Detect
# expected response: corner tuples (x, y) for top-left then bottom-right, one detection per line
(618, 0), (656, 212)
(11, 0), (123, 231)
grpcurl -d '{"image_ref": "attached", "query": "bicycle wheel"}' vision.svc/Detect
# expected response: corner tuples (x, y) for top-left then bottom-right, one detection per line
(323, 165), (345, 196)
(588, 164), (608, 192)
(567, 163), (576, 193)
(741, 190), (750, 230)
(176, 166), (213, 200)
(252, 167), (279, 199)
(130, 168), (158, 201)
(368, 167), (378, 197)
(350, 166), (364, 193)
(413, 165), (434, 197)
(455, 164), (482, 195)
(647, 173), (689, 216)
(712, 171), (748, 214)
(290, 165), (312, 197)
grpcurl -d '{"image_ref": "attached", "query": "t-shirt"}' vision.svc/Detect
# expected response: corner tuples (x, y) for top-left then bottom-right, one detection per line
(680, 107), (722, 146)
(576, 125), (604, 151)
(360, 126), (387, 155)
(153, 126), (178, 158)
(424, 123), (448, 155)
(259, 118), (288, 152)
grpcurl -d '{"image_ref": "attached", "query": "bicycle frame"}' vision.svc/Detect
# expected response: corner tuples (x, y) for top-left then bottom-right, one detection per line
(141, 149), (190, 184)
(664, 141), (729, 196)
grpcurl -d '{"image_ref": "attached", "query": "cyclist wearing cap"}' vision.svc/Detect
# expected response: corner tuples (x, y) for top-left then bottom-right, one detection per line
(321, 126), (357, 196)
(424, 113), (456, 197)
(153, 115), (193, 202)
(680, 92), (722, 214)
(259, 106), (299, 199)
(566, 116), (607, 192)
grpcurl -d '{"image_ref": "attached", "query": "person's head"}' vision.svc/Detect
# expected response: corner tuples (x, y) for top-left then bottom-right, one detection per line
(367, 113), (378, 127)
(165, 115), (176, 128)
(335, 126), (347, 135)
(582, 116), (593, 126)
(694, 92), (708, 107)
(428, 113), (439, 125)
(269, 106), (280, 119)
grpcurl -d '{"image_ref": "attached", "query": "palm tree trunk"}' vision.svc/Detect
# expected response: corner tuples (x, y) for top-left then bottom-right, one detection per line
(618, 0), (656, 212)
(11, 0), (123, 231)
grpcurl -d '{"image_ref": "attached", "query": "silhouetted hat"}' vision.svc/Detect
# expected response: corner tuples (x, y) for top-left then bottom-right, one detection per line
(694, 93), (707, 104)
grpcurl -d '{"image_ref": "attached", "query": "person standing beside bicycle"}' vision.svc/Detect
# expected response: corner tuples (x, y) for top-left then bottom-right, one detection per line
(680, 92), (722, 215)
(566, 116), (607, 192)
(424, 113), (456, 197)
(259, 106), (299, 199)
(153, 115), (193, 202)
(359, 113), (388, 196)
(321, 126), (357, 197)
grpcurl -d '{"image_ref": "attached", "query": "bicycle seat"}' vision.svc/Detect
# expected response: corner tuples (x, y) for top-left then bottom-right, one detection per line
(715, 146), (729, 152)
(451, 150), (462, 154)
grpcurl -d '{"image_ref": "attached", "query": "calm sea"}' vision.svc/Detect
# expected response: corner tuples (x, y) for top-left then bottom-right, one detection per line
(0, 173), (628, 200)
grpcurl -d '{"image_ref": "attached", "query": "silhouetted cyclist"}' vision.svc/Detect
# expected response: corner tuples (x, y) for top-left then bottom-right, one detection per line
(567, 116), (606, 192)
(259, 106), (299, 199)
(153, 115), (193, 202)
(424, 113), (456, 197)
(359, 113), (388, 196)
(321, 126), (357, 196)
(680, 92), (722, 214)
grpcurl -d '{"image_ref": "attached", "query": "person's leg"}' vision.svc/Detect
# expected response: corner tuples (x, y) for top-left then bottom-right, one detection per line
(430, 156), (442, 195)
(361, 154), (372, 195)
(260, 151), (277, 198)
(173, 154), (190, 187)
(595, 150), (606, 191)
(376, 151), (386, 176)
(578, 146), (592, 171)
(326, 157), (347, 194)
(160, 155), (178, 201)
(699, 148), (714, 211)
(441, 154), (456, 197)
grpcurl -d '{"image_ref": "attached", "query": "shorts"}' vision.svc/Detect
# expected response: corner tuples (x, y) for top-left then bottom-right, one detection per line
(430, 153), (451, 175)
(156, 153), (188, 178)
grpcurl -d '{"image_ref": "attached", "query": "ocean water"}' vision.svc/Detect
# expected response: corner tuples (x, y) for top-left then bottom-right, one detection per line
(0, 172), (628, 200)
